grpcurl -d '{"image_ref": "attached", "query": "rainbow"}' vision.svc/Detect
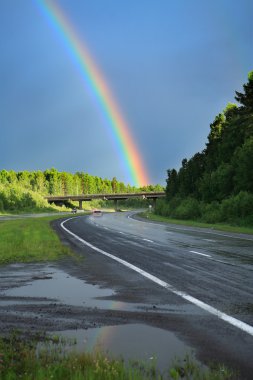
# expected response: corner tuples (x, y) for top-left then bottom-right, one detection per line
(34, 0), (149, 186)
(86, 302), (126, 352)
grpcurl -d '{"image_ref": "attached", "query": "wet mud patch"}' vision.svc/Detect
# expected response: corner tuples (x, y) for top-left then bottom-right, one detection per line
(0, 262), (198, 372)
(50, 324), (195, 372)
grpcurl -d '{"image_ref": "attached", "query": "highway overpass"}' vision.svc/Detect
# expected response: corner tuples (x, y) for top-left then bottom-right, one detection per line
(45, 192), (165, 210)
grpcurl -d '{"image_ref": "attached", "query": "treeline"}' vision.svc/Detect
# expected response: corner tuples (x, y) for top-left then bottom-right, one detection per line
(0, 168), (163, 195)
(0, 169), (163, 212)
(157, 71), (253, 226)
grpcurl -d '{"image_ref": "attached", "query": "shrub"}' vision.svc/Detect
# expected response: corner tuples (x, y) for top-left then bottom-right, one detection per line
(155, 197), (201, 220)
(221, 191), (253, 221)
(172, 198), (201, 220)
(155, 192), (253, 226)
(155, 199), (173, 217)
(0, 183), (51, 212)
(201, 201), (223, 223)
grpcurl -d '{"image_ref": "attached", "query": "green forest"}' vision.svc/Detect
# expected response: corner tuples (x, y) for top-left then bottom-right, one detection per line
(156, 71), (253, 226)
(0, 168), (163, 212)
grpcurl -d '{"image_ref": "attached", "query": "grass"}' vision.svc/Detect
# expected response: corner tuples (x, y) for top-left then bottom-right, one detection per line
(0, 332), (237, 380)
(0, 205), (71, 215)
(140, 212), (253, 235)
(0, 215), (74, 265)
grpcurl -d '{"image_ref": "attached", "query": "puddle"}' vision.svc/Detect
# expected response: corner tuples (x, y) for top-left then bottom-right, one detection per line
(49, 324), (195, 372)
(1, 267), (148, 311)
(2, 268), (116, 308)
(1, 265), (199, 372)
(1, 267), (204, 316)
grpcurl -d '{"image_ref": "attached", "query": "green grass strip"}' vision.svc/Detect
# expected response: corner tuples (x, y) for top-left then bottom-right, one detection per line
(140, 212), (253, 235)
(0, 333), (236, 380)
(0, 215), (73, 265)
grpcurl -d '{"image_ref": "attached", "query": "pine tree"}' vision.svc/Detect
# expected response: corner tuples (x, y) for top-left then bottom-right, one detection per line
(235, 71), (253, 111)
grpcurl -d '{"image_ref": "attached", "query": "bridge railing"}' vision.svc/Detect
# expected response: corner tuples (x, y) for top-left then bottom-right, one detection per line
(44, 191), (165, 210)
(44, 191), (165, 201)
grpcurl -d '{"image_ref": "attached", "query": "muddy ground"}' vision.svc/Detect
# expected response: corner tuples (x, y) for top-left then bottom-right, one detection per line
(0, 245), (194, 337)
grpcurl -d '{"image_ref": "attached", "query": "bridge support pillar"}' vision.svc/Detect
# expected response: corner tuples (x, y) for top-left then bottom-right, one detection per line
(114, 199), (118, 211)
(79, 200), (83, 210)
(152, 197), (157, 209)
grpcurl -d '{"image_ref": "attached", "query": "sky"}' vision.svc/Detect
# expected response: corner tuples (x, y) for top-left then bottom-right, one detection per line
(1, 0), (253, 186)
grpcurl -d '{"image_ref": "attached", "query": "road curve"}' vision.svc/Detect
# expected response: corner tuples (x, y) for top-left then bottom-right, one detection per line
(56, 211), (253, 378)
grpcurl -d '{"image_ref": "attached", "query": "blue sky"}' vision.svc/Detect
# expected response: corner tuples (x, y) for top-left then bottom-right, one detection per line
(1, 0), (253, 185)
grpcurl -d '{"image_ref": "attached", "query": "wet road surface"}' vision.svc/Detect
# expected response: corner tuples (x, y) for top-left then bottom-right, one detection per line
(57, 211), (253, 378)
(1, 211), (253, 378)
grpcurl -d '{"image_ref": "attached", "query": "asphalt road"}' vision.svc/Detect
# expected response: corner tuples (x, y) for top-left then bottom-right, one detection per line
(57, 211), (253, 379)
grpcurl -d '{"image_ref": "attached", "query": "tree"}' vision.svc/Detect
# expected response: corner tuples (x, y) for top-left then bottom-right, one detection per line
(166, 169), (178, 199)
(233, 137), (253, 193)
(0, 170), (9, 184)
(17, 171), (31, 190)
(32, 171), (45, 193)
(235, 70), (253, 112)
(44, 168), (59, 195)
(223, 102), (238, 121)
(111, 177), (117, 193)
(204, 112), (225, 172)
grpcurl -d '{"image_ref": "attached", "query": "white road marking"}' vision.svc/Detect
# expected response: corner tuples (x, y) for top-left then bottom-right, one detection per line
(190, 250), (211, 258)
(143, 238), (154, 243)
(203, 239), (215, 242)
(61, 218), (253, 337)
(119, 231), (126, 235)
